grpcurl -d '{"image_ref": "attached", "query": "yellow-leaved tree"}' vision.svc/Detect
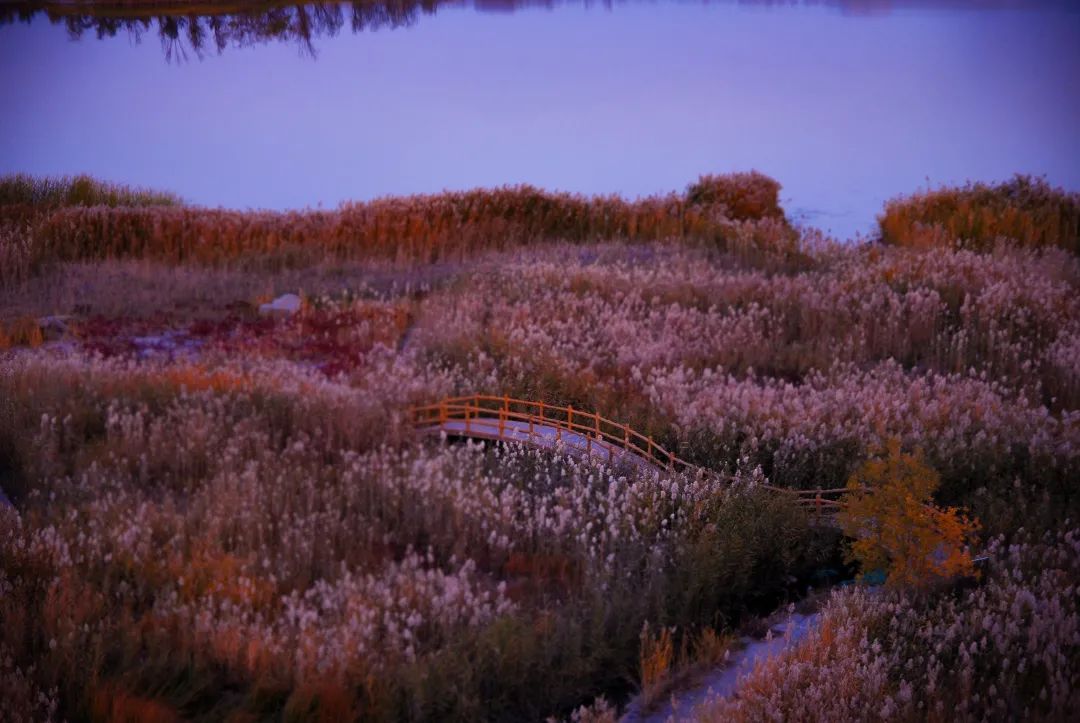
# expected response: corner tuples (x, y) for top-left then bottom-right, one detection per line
(838, 440), (980, 591)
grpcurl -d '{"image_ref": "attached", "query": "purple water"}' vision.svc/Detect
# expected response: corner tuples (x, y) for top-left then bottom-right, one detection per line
(1, 1), (1078, 240)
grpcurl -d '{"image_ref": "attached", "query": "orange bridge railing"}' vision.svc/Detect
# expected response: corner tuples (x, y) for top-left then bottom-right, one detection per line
(409, 394), (846, 519)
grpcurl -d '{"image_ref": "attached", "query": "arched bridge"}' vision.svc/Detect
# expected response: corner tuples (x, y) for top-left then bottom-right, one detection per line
(409, 394), (845, 521)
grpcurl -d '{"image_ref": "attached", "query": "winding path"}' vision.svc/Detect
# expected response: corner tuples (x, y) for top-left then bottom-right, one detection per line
(621, 610), (822, 722)
(413, 397), (841, 719)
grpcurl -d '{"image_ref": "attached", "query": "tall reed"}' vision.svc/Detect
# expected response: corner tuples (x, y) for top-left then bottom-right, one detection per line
(0, 352), (828, 721)
(879, 175), (1080, 254)
(8, 172), (790, 270)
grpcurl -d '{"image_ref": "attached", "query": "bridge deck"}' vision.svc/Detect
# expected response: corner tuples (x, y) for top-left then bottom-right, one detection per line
(410, 395), (845, 522)
(419, 418), (659, 472)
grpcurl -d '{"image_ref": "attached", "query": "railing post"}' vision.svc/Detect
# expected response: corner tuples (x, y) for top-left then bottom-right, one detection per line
(465, 404), (471, 434)
(539, 401), (545, 422)
(594, 413), (602, 462)
(499, 405), (505, 437)
(568, 405), (573, 430)
(439, 401), (446, 424)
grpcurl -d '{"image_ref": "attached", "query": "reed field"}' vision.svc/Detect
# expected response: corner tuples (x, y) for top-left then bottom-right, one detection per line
(1, 172), (1078, 721)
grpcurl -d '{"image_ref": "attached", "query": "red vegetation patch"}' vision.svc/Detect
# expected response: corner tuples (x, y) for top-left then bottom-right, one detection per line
(90, 683), (180, 723)
(68, 300), (412, 377)
(502, 551), (584, 601)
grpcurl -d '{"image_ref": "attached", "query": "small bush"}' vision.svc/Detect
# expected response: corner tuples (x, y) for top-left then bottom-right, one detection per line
(685, 171), (784, 222)
(839, 441), (980, 591)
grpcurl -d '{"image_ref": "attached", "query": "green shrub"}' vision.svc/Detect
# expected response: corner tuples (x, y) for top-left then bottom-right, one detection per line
(0, 173), (182, 209)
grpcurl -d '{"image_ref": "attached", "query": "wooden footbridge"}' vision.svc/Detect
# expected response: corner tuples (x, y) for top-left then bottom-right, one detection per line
(409, 395), (845, 521)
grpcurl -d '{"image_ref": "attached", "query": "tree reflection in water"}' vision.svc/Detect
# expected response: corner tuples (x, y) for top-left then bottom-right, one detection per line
(0, 1), (457, 60)
(0, 1), (1060, 60)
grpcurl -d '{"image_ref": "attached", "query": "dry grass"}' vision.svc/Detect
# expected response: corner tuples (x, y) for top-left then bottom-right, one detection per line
(635, 623), (737, 715)
(879, 175), (1080, 254)
(0, 174), (181, 286)
(1, 172), (792, 279)
(0, 221), (37, 287)
(639, 624), (676, 708)
(0, 257), (459, 323)
(0, 316), (44, 350)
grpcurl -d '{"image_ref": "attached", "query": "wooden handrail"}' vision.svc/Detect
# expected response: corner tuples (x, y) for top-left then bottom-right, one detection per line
(412, 397), (693, 472)
(409, 395), (847, 513)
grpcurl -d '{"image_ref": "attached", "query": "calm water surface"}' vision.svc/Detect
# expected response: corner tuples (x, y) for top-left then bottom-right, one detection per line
(1, 1), (1078, 239)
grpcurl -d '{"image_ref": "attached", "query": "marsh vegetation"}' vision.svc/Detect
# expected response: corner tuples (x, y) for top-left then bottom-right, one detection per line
(1, 171), (1078, 720)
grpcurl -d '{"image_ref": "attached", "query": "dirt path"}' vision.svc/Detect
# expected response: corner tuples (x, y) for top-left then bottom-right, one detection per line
(621, 610), (821, 722)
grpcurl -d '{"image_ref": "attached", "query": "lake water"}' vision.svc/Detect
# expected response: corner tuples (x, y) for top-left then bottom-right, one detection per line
(1, 1), (1078, 240)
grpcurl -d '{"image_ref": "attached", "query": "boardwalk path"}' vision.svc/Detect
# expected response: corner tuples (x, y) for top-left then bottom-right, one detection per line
(419, 418), (658, 473)
(410, 395), (845, 520)
(413, 396), (840, 718)
(621, 610), (822, 722)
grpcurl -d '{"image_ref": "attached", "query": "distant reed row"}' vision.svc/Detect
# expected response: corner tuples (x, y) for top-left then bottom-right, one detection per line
(4, 172), (1075, 285)
(0, 172), (786, 270)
